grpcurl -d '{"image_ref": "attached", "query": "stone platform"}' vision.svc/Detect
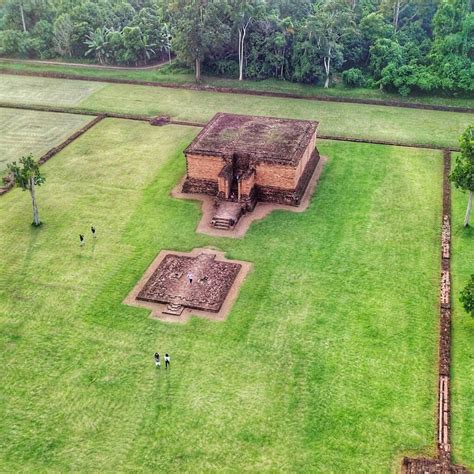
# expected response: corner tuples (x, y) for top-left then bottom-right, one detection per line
(124, 248), (252, 323)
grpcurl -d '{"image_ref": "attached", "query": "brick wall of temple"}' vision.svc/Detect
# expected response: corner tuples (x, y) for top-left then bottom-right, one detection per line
(187, 154), (225, 181)
(294, 133), (317, 184)
(255, 163), (296, 189)
(254, 131), (316, 190)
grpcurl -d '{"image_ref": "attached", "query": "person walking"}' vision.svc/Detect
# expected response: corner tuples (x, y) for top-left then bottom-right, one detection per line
(165, 353), (170, 369)
(154, 352), (161, 368)
(79, 234), (85, 247)
(91, 226), (96, 238)
(187, 272), (193, 284)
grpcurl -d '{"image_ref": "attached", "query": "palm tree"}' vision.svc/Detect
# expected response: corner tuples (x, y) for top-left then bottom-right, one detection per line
(85, 27), (109, 64)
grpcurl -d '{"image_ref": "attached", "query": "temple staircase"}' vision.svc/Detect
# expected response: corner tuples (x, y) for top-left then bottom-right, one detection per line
(211, 201), (243, 230)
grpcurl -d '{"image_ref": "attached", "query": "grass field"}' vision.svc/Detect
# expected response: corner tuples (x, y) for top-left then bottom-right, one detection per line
(0, 74), (472, 149)
(1, 60), (473, 109)
(0, 118), (443, 471)
(0, 74), (104, 106)
(0, 107), (92, 174)
(451, 179), (474, 468)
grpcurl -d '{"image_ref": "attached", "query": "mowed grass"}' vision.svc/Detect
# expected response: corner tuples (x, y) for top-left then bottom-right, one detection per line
(0, 107), (92, 174)
(2, 60), (474, 108)
(0, 74), (104, 106)
(1, 73), (471, 149)
(451, 177), (474, 467)
(0, 118), (443, 471)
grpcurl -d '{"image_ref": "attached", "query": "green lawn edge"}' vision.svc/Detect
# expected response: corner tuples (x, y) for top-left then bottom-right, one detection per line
(1, 60), (473, 109)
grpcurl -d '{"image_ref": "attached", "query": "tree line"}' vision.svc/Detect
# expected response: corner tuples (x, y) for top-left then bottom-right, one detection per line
(0, 0), (472, 96)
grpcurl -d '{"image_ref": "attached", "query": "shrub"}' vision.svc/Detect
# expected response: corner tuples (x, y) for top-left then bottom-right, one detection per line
(342, 68), (366, 88)
(0, 30), (26, 56)
(211, 59), (239, 77)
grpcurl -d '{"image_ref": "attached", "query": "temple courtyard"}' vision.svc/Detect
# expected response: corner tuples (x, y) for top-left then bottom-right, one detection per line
(0, 76), (473, 472)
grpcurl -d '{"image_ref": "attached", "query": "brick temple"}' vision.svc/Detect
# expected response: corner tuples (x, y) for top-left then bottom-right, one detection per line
(182, 113), (320, 229)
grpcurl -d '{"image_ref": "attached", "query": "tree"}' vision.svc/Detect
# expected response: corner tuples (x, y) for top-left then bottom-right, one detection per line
(170, 0), (231, 81)
(450, 125), (474, 227)
(85, 27), (109, 64)
(460, 275), (474, 317)
(53, 13), (74, 57)
(380, 0), (409, 32)
(369, 38), (403, 81)
(6, 154), (45, 226)
(306, 0), (355, 88)
(237, 7), (252, 81)
(430, 0), (473, 94)
(230, 0), (264, 81)
(19, 0), (27, 32)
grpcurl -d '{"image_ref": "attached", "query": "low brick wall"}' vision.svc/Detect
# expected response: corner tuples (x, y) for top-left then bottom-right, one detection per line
(182, 177), (218, 195)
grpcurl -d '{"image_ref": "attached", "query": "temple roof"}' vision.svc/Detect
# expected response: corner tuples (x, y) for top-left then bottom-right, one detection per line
(185, 113), (318, 165)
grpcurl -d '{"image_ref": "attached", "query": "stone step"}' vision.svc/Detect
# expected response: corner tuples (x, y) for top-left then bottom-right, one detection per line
(163, 303), (184, 316)
(211, 216), (234, 230)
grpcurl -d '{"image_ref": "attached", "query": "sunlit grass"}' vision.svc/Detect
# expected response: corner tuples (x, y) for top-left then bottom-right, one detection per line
(0, 119), (443, 471)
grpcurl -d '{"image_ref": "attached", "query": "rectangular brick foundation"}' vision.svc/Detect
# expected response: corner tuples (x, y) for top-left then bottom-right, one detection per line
(182, 149), (320, 207)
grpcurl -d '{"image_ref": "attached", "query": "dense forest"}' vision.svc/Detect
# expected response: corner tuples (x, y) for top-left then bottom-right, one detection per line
(0, 0), (472, 96)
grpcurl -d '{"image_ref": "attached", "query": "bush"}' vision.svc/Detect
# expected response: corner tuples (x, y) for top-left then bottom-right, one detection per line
(210, 59), (239, 77)
(342, 68), (366, 88)
(0, 30), (26, 56)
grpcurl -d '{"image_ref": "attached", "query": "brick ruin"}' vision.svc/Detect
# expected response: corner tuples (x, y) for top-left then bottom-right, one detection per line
(125, 249), (252, 322)
(182, 113), (320, 230)
(137, 252), (241, 315)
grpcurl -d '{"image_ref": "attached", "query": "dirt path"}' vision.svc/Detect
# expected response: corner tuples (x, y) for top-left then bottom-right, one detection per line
(0, 57), (170, 71)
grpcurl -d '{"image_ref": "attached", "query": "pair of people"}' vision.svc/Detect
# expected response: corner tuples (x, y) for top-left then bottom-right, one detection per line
(154, 352), (170, 369)
(79, 226), (96, 246)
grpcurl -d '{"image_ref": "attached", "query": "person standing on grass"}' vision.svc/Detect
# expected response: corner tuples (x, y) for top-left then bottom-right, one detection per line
(79, 234), (85, 247)
(91, 226), (96, 238)
(165, 353), (170, 369)
(187, 272), (193, 284)
(154, 352), (161, 368)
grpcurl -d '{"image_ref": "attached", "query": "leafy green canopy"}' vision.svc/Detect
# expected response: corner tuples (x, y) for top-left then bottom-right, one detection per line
(0, 0), (472, 95)
(6, 153), (45, 191)
(451, 125), (474, 193)
(460, 274), (474, 316)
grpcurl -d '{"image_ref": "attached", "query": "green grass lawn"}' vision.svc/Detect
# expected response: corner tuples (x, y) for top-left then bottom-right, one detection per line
(0, 118), (443, 471)
(451, 179), (474, 468)
(0, 107), (92, 174)
(0, 74), (104, 106)
(1, 74), (472, 149)
(1, 60), (473, 109)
